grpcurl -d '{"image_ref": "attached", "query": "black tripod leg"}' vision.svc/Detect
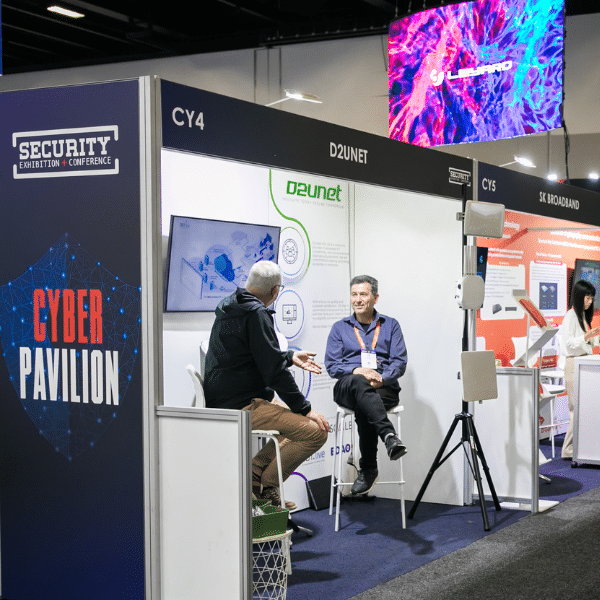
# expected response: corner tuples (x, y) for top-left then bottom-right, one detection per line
(470, 419), (501, 511)
(465, 416), (490, 531)
(408, 417), (460, 520)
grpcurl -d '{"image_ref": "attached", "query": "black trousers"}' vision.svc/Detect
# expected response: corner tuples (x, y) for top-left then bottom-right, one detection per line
(333, 374), (399, 471)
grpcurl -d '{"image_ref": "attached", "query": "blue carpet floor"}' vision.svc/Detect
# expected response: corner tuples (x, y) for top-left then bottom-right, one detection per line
(539, 434), (600, 502)
(286, 434), (600, 600)
(287, 497), (524, 600)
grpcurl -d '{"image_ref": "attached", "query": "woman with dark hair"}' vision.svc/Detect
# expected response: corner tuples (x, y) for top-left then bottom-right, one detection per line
(560, 279), (600, 458)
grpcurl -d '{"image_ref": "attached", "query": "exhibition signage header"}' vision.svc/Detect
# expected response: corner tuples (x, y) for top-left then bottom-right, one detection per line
(12, 125), (120, 178)
(160, 79), (473, 201)
(478, 162), (600, 228)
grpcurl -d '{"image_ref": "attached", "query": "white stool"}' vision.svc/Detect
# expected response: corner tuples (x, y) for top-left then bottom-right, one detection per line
(252, 429), (292, 575)
(329, 404), (406, 531)
(252, 430), (286, 509)
(539, 379), (568, 458)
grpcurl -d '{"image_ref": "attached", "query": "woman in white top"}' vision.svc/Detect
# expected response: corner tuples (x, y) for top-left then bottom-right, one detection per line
(560, 279), (600, 458)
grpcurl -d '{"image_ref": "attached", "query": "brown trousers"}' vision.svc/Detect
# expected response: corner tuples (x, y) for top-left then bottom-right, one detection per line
(243, 398), (328, 489)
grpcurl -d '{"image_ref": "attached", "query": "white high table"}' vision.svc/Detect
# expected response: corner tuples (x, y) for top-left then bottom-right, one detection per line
(472, 367), (558, 513)
(573, 355), (600, 466)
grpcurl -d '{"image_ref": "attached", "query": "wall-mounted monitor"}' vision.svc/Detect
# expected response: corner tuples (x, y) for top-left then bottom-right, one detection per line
(388, 0), (565, 148)
(165, 215), (280, 312)
(572, 258), (600, 310)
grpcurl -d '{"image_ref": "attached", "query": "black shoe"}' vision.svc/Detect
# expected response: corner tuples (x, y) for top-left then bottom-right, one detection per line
(385, 434), (407, 461)
(351, 469), (378, 495)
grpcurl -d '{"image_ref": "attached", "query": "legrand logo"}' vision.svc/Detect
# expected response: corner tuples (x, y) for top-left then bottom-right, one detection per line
(12, 125), (119, 179)
(430, 61), (513, 87)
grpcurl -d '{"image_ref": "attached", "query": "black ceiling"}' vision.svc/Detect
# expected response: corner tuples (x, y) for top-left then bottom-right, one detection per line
(1, 0), (598, 75)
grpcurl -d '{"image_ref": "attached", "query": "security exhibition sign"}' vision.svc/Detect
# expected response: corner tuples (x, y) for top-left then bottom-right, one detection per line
(0, 81), (144, 599)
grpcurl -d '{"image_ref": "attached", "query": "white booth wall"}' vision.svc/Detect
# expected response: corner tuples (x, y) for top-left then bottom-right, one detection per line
(160, 146), (465, 506)
(1, 14), (600, 177)
(353, 185), (464, 504)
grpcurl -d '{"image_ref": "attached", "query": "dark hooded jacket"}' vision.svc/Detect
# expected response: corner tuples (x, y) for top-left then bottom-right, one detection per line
(204, 288), (311, 415)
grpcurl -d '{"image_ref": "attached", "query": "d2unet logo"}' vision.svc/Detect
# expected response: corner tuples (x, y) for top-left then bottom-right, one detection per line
(13, 125), (120, 179)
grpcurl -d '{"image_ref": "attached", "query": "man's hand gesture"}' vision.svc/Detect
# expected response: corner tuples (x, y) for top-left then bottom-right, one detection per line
(292, 351), (322, 374)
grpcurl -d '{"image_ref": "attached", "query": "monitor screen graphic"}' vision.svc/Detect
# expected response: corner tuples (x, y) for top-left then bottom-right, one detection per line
(572, 258), (600, 310)
(165, 216), (280, 312)
(388, 0), (564, 147)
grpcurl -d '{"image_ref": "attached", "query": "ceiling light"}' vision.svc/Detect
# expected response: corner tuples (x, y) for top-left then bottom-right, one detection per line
(48, 5), (85, 18)
(266, 89), (322, 107)
(499, 155), (536, 168)
(589, 172), (599, 180)
(547, 173), (558, 181)
(514, 156), (535, 168)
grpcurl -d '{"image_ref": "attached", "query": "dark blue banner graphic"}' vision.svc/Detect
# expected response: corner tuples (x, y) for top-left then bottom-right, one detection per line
(0, 233), (141, 460)
(0, 80), (144, 600)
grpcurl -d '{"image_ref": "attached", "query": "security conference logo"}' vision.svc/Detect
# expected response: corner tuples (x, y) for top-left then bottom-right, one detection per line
(0, 234), (141, 459)
(12, 125), (120, 179)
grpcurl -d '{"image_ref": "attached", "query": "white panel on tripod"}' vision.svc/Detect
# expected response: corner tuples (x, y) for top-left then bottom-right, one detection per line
(461, 350), (498, 402)
(464, 200), (505, 238)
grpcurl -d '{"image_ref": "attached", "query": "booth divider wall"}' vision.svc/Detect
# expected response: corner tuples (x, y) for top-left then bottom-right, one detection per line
(0, 79), (150, 599)
(473, 161), (600, 510)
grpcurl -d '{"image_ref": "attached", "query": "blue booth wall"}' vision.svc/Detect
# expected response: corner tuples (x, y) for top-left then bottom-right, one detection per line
(0, 80), (145, 600)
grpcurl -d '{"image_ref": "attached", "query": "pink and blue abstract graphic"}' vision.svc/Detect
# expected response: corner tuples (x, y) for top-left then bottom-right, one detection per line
(389, 0), (564, 147)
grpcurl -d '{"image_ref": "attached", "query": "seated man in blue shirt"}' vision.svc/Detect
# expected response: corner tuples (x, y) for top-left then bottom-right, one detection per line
(325, 275), (408, 495)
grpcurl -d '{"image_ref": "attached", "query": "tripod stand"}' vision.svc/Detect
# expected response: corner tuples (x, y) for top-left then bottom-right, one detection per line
(407, 398), (501, 531)
(408, 186), (505, 531)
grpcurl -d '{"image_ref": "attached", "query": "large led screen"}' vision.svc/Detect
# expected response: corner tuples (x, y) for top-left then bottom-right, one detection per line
(388, 0), (564, 147)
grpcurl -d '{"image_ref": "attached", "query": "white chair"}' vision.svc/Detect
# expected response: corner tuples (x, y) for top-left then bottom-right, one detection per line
(199, 340), (209, 378)
(195, 336), (295, 572)
(185, 364), (205, 408)
(329, 404), (406, 532)
(197, 337), (288, 510)
(193, 338), (285, 508)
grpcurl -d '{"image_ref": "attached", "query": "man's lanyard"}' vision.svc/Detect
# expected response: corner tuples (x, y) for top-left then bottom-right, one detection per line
(353, 321), (381, 351)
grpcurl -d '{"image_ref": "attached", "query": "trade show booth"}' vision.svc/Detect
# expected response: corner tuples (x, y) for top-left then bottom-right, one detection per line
(472, 161), (600, 511)
(2, 76), (600, 600)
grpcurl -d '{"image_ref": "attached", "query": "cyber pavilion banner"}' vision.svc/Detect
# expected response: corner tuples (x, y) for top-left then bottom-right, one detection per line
(0, 80), (144, 599)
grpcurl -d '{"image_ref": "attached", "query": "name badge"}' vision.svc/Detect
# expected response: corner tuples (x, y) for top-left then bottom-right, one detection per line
(361, 349), (377, 369)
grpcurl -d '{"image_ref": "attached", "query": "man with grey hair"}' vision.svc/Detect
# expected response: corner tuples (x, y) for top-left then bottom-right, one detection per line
(325, 274), (408, 496)
(205, 260), (329, 509)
